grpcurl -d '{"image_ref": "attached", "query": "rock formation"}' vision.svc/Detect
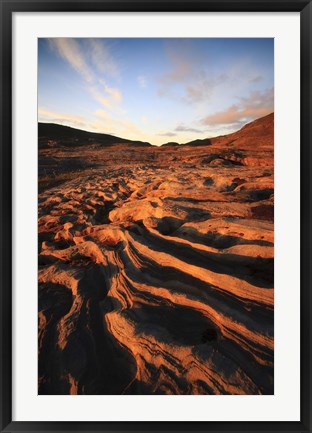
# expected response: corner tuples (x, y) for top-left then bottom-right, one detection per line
(38, 113), (274, 395)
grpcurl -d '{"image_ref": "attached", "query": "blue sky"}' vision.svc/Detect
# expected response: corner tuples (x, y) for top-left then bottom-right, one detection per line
(38, 38), (274, 146)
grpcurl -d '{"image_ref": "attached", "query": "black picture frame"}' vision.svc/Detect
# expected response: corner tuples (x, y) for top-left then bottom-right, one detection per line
(1, 0), (311, 432)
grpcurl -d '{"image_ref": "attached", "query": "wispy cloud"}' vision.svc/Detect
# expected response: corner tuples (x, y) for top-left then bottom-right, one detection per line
(38, 107), (87, 128)
(39, 105), (145, 141)
(158, 42), (193, 97)
(94, 109), (143, 138)
(48, 38), (123, 111)
(86, 39), (120, 79)
(48, 38), (93, 82)
(157, 40), (272, 110)
(249, 75), (263, 83)
(175, 124), (202, 133)
(200, 88), (274, 127)
(41, 38), (273, 146)
(157, 41), (233, 103)
(49, 38), (120, 82)
(90, 80), (122, 109)
(185, 72), (228, 103)
(157, 131), (177, 137)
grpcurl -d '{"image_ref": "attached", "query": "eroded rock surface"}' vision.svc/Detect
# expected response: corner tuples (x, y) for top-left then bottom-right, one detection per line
(38, 113), (274, 395)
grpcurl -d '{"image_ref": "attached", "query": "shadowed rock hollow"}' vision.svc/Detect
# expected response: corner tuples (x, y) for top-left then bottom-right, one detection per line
(38, 113), (274, 395)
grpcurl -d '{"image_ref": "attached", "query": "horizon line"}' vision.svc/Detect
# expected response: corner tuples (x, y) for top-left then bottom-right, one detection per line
(38, 111), (274, 147)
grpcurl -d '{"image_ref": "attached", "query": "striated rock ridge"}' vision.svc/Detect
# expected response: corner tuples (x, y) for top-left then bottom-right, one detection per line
(38, 114), (274, 395)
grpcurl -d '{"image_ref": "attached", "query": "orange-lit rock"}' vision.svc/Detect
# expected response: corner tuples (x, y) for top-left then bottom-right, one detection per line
(38, 114), (274, 395)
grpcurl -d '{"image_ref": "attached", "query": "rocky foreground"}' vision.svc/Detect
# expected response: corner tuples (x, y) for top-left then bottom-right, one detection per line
(38, 113), (274, 395)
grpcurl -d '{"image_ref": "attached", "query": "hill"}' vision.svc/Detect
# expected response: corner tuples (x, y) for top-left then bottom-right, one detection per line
(210, 112), (274, 149)
(38, 123), (152, 148)
(161, 113), (274, 149)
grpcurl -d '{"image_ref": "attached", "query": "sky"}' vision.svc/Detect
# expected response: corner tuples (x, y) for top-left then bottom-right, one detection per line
(38, 38), (274, 146)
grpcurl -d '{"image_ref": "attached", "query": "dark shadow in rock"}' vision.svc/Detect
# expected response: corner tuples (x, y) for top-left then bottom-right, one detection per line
(248, 189), (274, 202)
(250, 205), (274, 221)
(203, 177), (214, 187)
(38, 282), (74, 395)
(175, 226), (273, 248)
(93, 201), (115, 224)
(201, 328), (218, 343)
(156, 217), (184, 235)
(123, 303), (219, 347)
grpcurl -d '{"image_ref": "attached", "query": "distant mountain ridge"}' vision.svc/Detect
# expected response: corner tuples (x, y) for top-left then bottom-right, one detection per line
(38, 112), (273, 149)
(180, 138), (212, 147)
(38, 123), (152, 148)
(161, 113), (274, 148)
(209, 112), (274, 150)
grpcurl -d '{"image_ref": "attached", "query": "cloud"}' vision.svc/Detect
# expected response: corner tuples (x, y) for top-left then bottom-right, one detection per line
(38, 106), (144, 142)
(138, 75), (147, 89)
(94, 109), (143, 138)
(49, 38), (120, 82)
(91, 80), (122, 109)
(157, 132), (177, 137)
(86, 39), (120, 79)
(159, 58), (191, 87)
(250, 75), (263, 83)
(157, 40), (272, 109)
(103, 83), (121, 103)
(175, 124), (202, 133)
(158, 42), (193, 96)
(185, 73), (228, 103)
(48, 38), (93, 82)
(93, 109), (113, 122)
(157, 41), (233, 103)
(89, 87), (110, 109)
(200, 88), (274, 127)
(49, 38), (123, 110)
(38, 107), (87, 128)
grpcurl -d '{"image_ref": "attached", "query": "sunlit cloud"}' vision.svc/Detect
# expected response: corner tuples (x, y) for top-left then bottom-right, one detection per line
(38, 107), (87, 128)
(87, 39), (120, 79)
(49, 38), (120, 82)
(48, 38), (123, 111)
(40, 38), (274, 146)
(93, 109), (113, 122)
(101, 82), (122, 103)
(94, 109), (143, 139)
(89, 87), (111, 109)
(48, 38), (93, 82)
(90, 80), (122, 109)
(39, 106), (145, 142)
(201, 88), (274, 127)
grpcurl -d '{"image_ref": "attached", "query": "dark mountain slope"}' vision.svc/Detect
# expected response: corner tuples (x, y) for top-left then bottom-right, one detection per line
(38, 123), (152, 148)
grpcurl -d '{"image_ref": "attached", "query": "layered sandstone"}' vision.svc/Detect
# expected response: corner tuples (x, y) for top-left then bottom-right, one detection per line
(38, 114), (274, 395)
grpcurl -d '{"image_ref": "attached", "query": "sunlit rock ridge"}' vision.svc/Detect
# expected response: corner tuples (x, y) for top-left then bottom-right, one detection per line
(38, 113), (274, 395)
